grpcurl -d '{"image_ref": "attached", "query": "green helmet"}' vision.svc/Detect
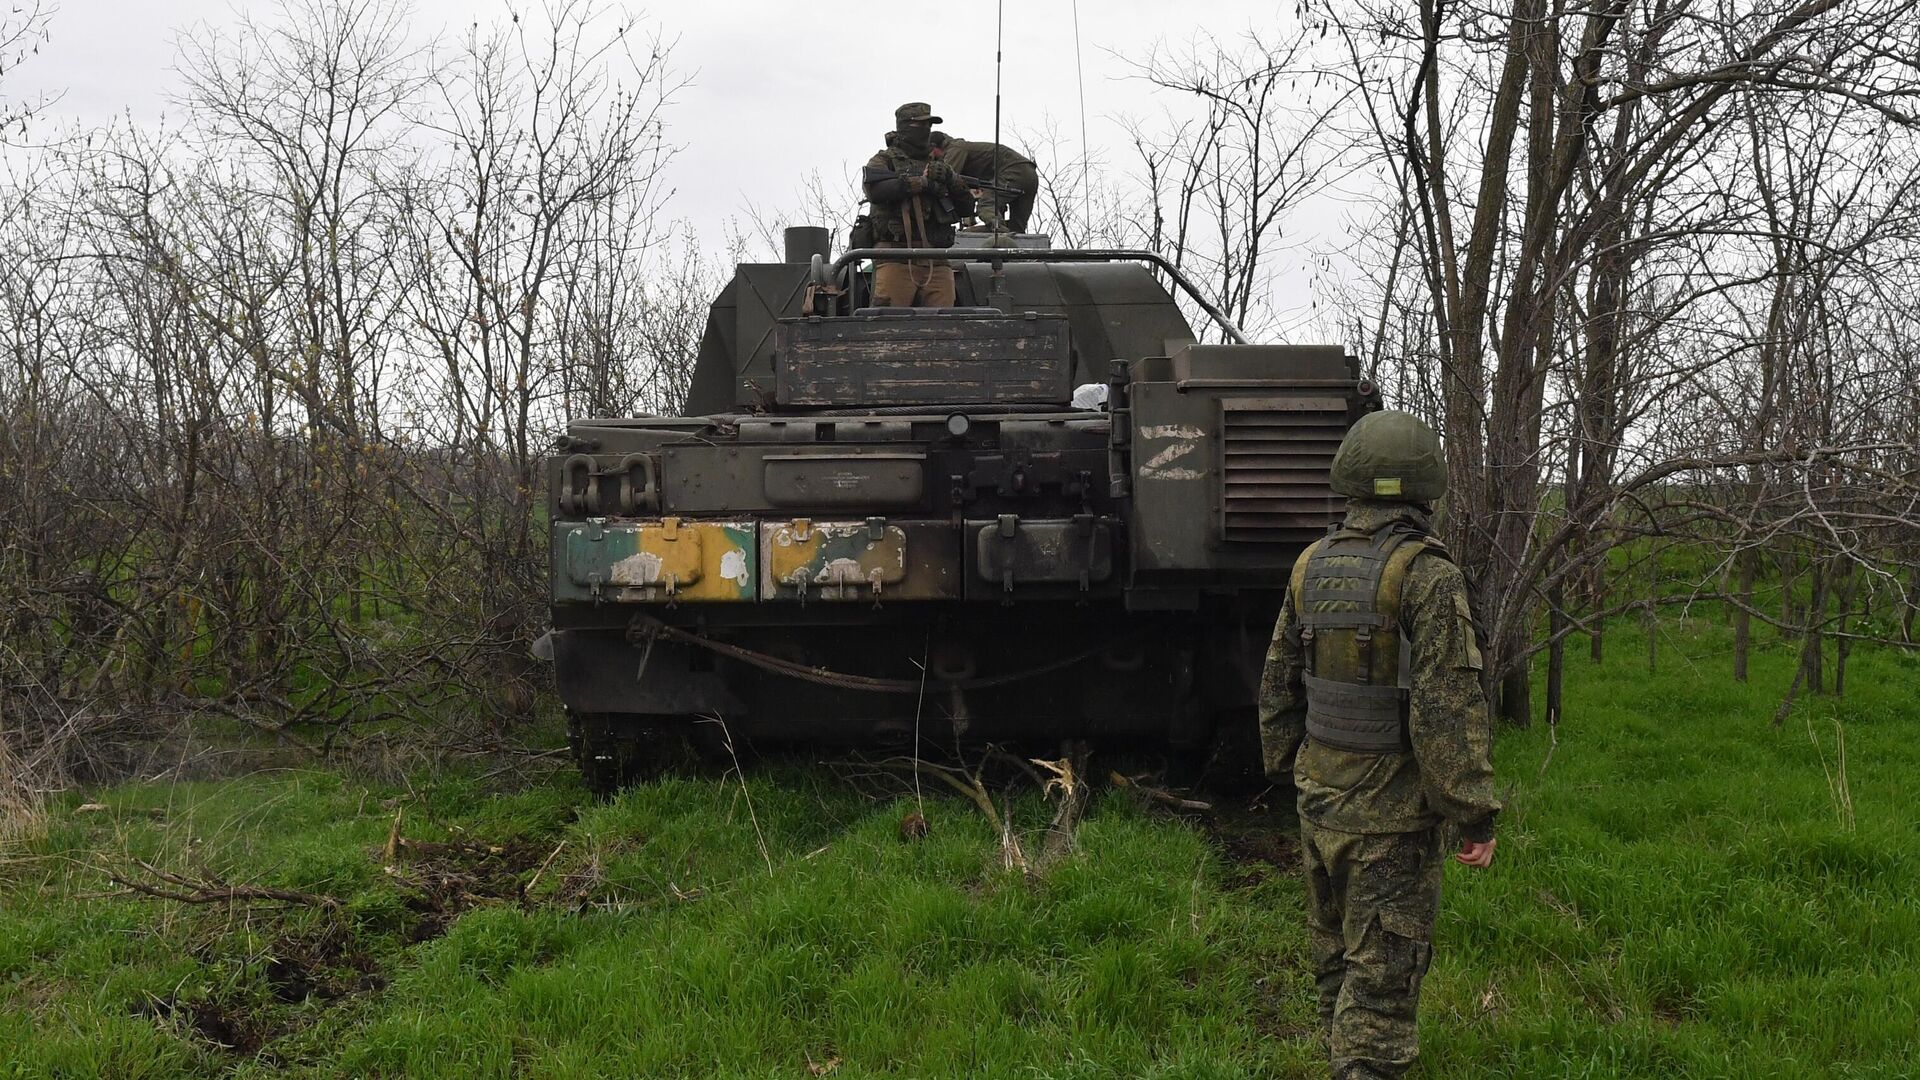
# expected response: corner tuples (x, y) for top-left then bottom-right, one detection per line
(1329, 409), (1448, 503)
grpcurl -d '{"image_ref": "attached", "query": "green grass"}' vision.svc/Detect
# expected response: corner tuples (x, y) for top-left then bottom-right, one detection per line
(2, 615), (1916, 1078)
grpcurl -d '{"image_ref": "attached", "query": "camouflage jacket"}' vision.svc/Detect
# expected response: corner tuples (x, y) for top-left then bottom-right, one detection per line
(941, 138), (1037, 186)
(1258, 501), (1500, 841)
(863, 146), (974, 245)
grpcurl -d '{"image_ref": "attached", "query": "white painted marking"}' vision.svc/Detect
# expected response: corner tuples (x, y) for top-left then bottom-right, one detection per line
(610, 551), (664, 585)
(1144, 440), (1198, 469)
(1139, 424), (1207, 440)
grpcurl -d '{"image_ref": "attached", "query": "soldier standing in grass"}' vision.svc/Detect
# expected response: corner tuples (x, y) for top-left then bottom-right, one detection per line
(1258, 409), (1501, 1080)
(862, 102), (974, 307)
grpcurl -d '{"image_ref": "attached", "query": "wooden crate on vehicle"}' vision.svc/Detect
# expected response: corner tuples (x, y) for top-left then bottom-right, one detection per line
(774, 311), (1073, 407)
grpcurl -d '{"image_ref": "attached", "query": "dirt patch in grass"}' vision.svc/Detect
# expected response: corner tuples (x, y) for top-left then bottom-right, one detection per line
(133, 992), (274, 1059)
(385, 834), (565, 939)
(1205, 801), (1298, 890)
(118, 828), (573, 1061)
(1251, 1004), (1315, 1044)
(264, 919), (387, 1003)
(129, 916), (389, 1063)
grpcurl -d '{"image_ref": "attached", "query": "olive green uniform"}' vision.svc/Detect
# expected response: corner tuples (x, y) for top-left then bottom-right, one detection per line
(1259, 500), (1499, 1080)
(863, 104), (974, 308)
(940, 137), (1039, 232)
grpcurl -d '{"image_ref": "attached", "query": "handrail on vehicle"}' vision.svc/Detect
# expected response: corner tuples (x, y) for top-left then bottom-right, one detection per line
(824, 246), (1251, 346)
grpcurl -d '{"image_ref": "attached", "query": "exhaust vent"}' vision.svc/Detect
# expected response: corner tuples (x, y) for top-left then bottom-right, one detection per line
(1218, 397), (1349, 544)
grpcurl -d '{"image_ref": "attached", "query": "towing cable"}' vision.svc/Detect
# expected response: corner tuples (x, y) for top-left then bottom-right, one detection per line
(625, 613), (1143, 695)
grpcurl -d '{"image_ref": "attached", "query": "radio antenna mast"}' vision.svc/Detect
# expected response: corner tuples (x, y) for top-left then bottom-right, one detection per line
(1072, 0), (1090, 244)
(992, 0), (1004, 232)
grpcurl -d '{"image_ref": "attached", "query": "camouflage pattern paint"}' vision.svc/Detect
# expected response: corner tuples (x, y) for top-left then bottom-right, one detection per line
(554, 518), (756, 603)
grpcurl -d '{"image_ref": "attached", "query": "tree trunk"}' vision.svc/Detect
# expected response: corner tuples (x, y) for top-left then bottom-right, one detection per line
(1903, 563), (1917, 645)
(1499, 663), (1533, 729)
(1644, 600), (1657, 674)
(1545, 443), (1571, 722)
(1832, 564), (1857, 698)
(1800, 559), (1826, 695)
(1732, 549), (1755, 682)
(1645, 550), (1660, 674)
(1588, 557), (1605, 663)
(1546, 578), (1566, 725)
(1778, 552), (1798, 640)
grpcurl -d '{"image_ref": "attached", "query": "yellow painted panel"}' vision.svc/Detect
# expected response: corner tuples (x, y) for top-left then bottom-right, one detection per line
(611, 521), (703, 588)
(608, 519), (756, 602)
(763, 519), (911, 600)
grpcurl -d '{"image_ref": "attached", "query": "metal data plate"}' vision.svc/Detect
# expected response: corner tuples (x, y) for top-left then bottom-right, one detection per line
(554, 519), (756, 603)
(762, 452), (926, 509)
(760, 519), (959, 601)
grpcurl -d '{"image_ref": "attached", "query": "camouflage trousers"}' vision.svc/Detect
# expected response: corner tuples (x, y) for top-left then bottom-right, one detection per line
(1300, 819), (1445, 1080)
(973, 161), (1038, 233)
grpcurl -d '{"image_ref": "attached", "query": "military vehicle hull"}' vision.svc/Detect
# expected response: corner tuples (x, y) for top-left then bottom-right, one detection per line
(544, 241), (1377, 790)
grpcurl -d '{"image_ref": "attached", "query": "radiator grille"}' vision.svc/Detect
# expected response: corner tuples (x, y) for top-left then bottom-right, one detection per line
(1219, 398), (1349, 544)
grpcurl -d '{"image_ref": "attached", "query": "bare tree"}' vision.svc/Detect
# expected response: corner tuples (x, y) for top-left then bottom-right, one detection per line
(0, 0), (703, 782)
(1331, 0), (1920, 723)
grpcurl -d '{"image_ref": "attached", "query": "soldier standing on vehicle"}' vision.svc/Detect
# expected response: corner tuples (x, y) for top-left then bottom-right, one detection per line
(929, 132), (1039, 233)
(1258, 409), (1501, 1080)
(862, 102), (974, 307)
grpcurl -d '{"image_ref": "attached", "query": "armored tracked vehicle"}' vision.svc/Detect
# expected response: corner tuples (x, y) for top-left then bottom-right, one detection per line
(544, 228), (1380, 791)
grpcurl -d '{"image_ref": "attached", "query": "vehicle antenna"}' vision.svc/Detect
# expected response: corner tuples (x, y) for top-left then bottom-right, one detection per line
(1072, 0), (1090, 245)
(992, 0), (1003, 233)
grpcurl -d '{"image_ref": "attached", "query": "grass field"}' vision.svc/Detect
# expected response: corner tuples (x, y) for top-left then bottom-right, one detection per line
(3, 615), (1916, 1078)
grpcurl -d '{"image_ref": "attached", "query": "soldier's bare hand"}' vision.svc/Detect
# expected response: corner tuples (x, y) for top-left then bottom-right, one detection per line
(1455, 838), (1496, 868)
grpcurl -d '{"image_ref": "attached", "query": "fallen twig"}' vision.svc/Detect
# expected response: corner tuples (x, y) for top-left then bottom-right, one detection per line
(1033, 743), (1091, 872)
(521, 839), (568, 901)
(472, 747), (571, 786)
(863, 754), (1028, 872)
(104, 858), (338, 909)
(383, 808), (404, 863)
(398, 837), (507, 861)
(1109, 771), (1213, 813)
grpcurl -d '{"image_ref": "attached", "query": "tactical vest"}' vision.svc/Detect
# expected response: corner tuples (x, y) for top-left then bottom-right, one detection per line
(868, 147), (960, 246)
(1289, 523), (1443, 754)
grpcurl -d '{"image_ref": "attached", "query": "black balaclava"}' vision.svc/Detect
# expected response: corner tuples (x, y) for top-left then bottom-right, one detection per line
(894, 119), (931, 157)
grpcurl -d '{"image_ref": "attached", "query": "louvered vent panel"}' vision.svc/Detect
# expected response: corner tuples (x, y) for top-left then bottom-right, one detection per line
(1220, 400), (1348, 544)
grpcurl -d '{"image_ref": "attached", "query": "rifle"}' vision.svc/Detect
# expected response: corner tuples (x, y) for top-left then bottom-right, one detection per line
(862, 166), (1023, 198)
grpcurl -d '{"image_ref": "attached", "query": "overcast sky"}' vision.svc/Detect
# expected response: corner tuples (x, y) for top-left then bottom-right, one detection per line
(7, 0), (1340, 332)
